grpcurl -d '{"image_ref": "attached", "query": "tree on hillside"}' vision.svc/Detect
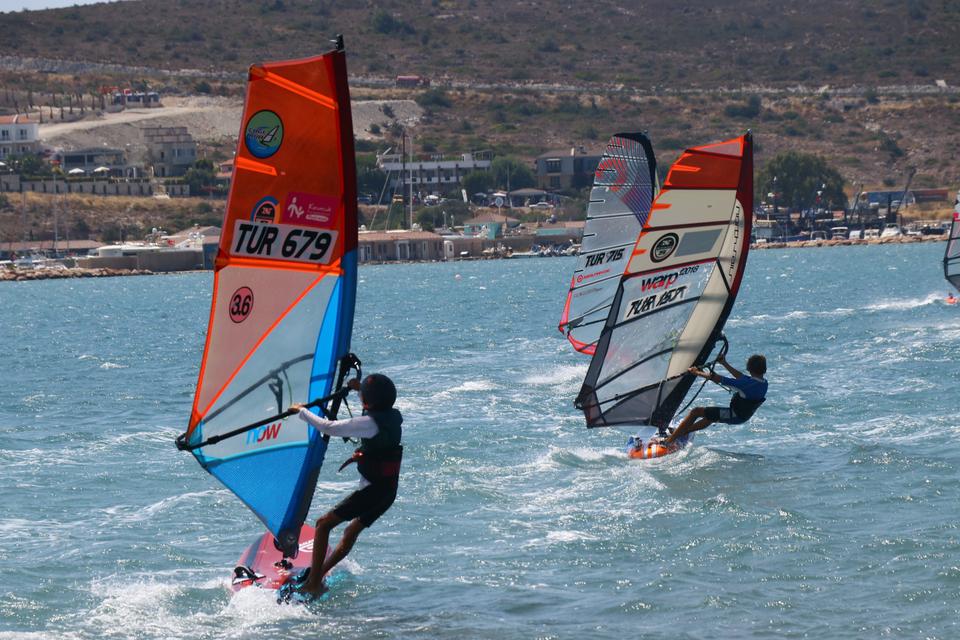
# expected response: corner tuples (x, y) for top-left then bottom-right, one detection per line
(183, 159), (217, 196)
(756, 152), (846, 211)
(9, 153), (51, 177)
(491, 157), (535, 191)
(462, 169), (493, 196)
(416, 200), (471, 231)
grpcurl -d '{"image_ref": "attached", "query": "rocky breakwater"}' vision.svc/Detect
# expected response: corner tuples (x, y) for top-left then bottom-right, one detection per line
(752, 235), (943, 250)
(0, 266), (153, 282)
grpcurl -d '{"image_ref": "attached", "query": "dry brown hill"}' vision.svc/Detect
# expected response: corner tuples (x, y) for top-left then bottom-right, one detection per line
(2, 0), (959, 88)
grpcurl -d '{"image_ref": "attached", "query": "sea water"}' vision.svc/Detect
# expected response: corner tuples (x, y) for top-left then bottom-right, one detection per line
(1, 241), (958, 639)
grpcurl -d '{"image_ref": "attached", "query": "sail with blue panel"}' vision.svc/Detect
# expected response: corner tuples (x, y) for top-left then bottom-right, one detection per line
(177, 42), (358, 557)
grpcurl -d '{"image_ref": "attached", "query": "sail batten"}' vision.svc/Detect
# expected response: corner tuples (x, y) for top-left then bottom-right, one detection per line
(180, 46), (357, 557)
(573, 134), (753, 429)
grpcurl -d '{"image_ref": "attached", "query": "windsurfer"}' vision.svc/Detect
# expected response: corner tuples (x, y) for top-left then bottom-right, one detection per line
(286, 373), (403, 598)
(946, 293), (957, 305)
(663, 354), (768, 445)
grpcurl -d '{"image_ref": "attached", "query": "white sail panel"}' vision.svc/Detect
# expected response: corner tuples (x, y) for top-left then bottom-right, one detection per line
(559, 133), (657, 354)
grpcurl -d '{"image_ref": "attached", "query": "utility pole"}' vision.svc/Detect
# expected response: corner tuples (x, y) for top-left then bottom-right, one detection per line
(400, 131), (406, 230)
(408, 132), (414, 229)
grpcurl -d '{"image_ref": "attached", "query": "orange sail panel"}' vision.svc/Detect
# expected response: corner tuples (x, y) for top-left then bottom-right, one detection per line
(179, 46), (358, 557)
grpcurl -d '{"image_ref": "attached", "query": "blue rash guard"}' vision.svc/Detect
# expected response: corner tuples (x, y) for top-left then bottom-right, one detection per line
(703, 375), (768, 425)
(720, 375), (768, 402)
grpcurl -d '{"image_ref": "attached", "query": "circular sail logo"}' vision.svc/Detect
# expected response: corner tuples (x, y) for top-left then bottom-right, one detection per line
(229, 287), (254, 323)
(244, 110), (283, 159)
(651, 233), (679, 262)
(251, 196), (279, 223)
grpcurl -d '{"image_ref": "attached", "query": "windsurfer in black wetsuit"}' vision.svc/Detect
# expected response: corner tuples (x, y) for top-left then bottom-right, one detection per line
(284, 373), (403, 598)
(663, 354), (768, 446)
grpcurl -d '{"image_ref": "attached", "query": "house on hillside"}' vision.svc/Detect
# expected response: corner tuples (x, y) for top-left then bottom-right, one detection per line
(357, 230), (443, 262)
(59, 147), (129, 176)
(463, 213), (520, 239)
(395, 75), (430, 88)
(378, 150), (491, 193)
(142, 126), (197, 178)
(0, 115), (40, 160)
(535, 146), (603, 190)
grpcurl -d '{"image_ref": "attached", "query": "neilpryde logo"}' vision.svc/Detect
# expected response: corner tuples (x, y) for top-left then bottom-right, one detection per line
(244, 110), (283, 159)
(651, 233), (679, 262)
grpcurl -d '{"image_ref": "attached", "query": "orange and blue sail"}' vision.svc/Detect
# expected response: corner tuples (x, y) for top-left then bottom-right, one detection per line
(178, 43), (357, 556)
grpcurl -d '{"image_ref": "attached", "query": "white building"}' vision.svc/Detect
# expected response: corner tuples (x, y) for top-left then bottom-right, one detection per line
(378, 151), (491, 193)
(0, 115), (40, 160)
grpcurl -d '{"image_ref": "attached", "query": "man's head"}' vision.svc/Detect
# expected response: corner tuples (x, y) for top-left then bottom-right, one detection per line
(747, 354), (767, 377)
(360, 373), (396, 411)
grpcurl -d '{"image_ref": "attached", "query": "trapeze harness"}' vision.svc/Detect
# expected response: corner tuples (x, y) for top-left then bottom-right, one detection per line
(338, 409), (403, 484)
(728, 384), (766, 421)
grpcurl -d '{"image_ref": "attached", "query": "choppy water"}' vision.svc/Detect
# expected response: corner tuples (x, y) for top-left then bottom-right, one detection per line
(1, 241), (959, 639)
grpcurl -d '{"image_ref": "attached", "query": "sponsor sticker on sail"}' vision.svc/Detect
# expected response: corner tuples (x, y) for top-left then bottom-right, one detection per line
(282, 191), (338, 229)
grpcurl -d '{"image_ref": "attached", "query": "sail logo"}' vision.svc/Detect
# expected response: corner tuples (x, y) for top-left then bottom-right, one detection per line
(251, 196), (279, 223)
(576, 268), (610, 284)
(640, 271), (679, 292)
(244, 110), (284, 159)
(246, 422), (282, 445)
(595, 157), (626, 189)
(624, 286), (687, 320)
(651, 233), (679, 262)
(728, 201), (742, 278)
(281, 191), (338, 229)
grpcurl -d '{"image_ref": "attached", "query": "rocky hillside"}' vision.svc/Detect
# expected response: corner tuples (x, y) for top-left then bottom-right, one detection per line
(0, 0), (957, 195)
(2, 0), (959, 88)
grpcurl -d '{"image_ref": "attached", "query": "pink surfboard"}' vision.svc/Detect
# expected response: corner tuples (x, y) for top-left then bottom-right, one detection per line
(231, 525), (332, 592)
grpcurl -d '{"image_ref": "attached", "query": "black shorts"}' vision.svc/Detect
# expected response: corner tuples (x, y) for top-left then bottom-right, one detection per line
(333, 482), (398, 528)
(703, 406), (748, 425)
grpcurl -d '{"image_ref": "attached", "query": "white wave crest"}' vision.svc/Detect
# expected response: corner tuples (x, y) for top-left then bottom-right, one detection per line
(522, 364), (587, 386)
(864, 293), (941, 311)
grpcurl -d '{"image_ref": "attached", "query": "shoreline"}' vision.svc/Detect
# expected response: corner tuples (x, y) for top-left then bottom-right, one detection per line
(0, 235), (946, 282)
(750, 234), (944, 250)
(0, 266), (153, 282)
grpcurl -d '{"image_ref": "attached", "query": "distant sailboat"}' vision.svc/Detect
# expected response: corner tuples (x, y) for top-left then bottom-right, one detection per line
(564, 133), (754, 459)
(944, 191), (960, 295)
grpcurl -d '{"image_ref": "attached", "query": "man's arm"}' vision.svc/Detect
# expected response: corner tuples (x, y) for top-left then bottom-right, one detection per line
(717, 355), (744, 379)
(293, 408), (378, 438)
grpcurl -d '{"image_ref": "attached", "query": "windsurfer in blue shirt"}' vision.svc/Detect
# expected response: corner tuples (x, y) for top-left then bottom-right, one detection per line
(663, 353), (768, 446)
(282, 373), (403, 600)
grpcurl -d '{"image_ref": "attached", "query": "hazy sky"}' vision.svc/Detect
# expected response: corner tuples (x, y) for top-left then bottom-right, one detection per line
(0, 0), (112, 12)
